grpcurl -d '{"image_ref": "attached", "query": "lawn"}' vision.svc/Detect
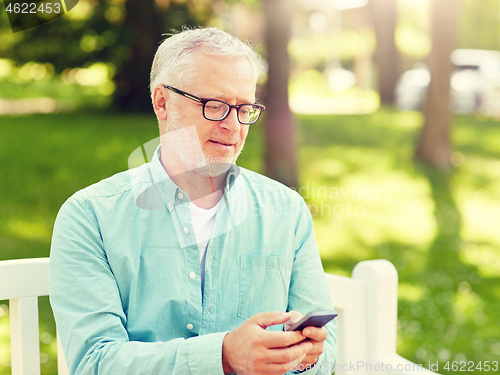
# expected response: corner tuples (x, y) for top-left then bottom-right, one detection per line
(0, 109), (499, 374)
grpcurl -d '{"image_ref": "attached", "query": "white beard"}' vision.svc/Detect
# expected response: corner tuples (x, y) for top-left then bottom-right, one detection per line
(161, 110), (244, 177)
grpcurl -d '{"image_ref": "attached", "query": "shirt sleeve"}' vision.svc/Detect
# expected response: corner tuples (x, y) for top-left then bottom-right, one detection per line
(286, 196), (339, 375)
(50, 197), (228, 375)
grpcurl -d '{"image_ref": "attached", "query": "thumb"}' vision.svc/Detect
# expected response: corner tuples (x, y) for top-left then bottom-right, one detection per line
(250, 311), (292, 329)
(284, 310), (303, 329)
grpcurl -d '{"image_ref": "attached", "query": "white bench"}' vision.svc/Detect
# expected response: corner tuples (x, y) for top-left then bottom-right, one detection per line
(0, 257), (436, 375)
(327, 259), (436, 374)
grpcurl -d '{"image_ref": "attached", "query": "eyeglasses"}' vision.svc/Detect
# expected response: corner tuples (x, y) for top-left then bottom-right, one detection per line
(163, 85), (265, 125)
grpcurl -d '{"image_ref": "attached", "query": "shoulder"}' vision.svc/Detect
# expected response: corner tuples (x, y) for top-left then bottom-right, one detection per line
(56, 165), (154, 233)
(70, 169), (134, 203)
(63, 163), (153, 219)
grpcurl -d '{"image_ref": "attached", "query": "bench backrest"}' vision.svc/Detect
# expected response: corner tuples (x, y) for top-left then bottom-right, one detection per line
(1, 258), (433, 375)
(0, 258), (68, 375)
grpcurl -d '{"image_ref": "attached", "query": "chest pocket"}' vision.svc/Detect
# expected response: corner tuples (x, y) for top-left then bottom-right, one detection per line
(237, 255), (292, 321)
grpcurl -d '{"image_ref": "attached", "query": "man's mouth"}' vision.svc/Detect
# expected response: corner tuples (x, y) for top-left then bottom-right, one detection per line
(209, 140), (234, 146)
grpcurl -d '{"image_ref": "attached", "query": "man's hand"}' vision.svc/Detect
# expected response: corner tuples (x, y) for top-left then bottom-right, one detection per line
(284, 311), (328, 370)
(222, 311), (313, 375)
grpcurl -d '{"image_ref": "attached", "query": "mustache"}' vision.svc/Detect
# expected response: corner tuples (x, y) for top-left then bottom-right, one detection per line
(207, 134), (238, 144)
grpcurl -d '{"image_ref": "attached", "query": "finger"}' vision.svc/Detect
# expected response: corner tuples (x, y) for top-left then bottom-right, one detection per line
(295, 351), (309, 368)
(300, 352), (323, 370)
(302, 342), (324, 360)
(260, 362), (301, 375)
(266, 340), (314, 364)
(261, 330), (307, 348)
(250, 311), (292, 329)
(302, 326), (328, 342)
(284, 310), (303, 328)
(300, 341), (325, 365)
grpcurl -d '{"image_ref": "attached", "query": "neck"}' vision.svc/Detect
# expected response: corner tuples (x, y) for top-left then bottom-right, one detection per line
(160, 151), (227, 210)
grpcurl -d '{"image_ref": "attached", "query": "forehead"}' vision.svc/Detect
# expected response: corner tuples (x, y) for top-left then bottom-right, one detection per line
(187, 51), (256, 101)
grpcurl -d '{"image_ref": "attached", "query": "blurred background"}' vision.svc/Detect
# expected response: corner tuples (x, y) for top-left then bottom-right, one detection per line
(1, 0), (499, 374)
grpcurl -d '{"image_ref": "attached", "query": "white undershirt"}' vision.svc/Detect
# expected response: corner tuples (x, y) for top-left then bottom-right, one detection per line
(189, 201), (220, 296)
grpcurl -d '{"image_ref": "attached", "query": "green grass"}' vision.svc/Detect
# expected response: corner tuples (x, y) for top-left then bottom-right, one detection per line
(1, 109), (499, 374)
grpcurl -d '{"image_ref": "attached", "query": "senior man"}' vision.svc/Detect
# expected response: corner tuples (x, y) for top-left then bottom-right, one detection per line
(50, 27), (337, 375)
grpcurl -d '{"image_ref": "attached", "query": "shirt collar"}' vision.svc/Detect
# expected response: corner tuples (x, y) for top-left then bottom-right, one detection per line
(148, 144), (241, 212)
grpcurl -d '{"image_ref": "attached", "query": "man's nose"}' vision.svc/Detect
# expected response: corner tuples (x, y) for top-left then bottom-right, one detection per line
(220, 107), (241, 133)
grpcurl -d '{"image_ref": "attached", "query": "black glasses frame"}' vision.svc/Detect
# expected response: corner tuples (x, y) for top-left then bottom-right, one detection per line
(163, 85), (265, 125)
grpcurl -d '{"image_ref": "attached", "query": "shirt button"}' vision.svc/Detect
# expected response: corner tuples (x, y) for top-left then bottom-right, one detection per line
(187, 323), (193, 330)
(189, 272), (196, 279)
(167, 202), (172, 209)
(183, 227), (189, 234)
(177, 192), (184, 199)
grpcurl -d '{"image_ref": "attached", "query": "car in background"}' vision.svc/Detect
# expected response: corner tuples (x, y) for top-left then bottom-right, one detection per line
(395, 49), (500, 116)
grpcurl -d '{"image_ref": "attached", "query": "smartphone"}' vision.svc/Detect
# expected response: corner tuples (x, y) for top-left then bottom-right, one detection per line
(285, 310), (338, 331)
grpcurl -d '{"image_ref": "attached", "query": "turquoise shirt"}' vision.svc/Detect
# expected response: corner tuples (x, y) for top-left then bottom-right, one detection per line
(50, 146), (338, 375)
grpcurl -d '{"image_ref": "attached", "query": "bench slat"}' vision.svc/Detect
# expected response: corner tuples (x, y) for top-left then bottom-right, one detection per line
(326, 272), (368, 374)
(57, 330), (70, 375)
(0, 258), (50, 300)
(10, 297), (41, 375)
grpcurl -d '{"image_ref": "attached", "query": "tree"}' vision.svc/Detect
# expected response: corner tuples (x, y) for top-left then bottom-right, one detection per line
(113, 0), (212, 112)
(368, 0), (400, 105)
(113, 0), (165, 112)
(415, 0), (458, 170)
(0, 0), (211, 112)
(262, 0), (297, 188)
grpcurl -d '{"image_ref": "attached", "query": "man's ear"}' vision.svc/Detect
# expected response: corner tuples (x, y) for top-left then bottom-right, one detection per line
(152, 85), (169, 121)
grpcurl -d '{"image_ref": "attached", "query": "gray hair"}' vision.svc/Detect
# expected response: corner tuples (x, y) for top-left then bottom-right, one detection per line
(150, 27), (261, 99)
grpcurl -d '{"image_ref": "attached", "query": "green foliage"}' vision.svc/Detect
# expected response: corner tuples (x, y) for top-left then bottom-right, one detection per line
(0, 0), (209, 71)
(289, 29), (376, 70)
(0, 0), (214, 111)
(458, 0), (500, 51)
(395, 23), (431, 59)
(396, 0), (500, 66)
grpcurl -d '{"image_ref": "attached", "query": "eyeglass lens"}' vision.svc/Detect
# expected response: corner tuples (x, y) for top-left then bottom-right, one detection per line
(204, 100), (261, 124)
